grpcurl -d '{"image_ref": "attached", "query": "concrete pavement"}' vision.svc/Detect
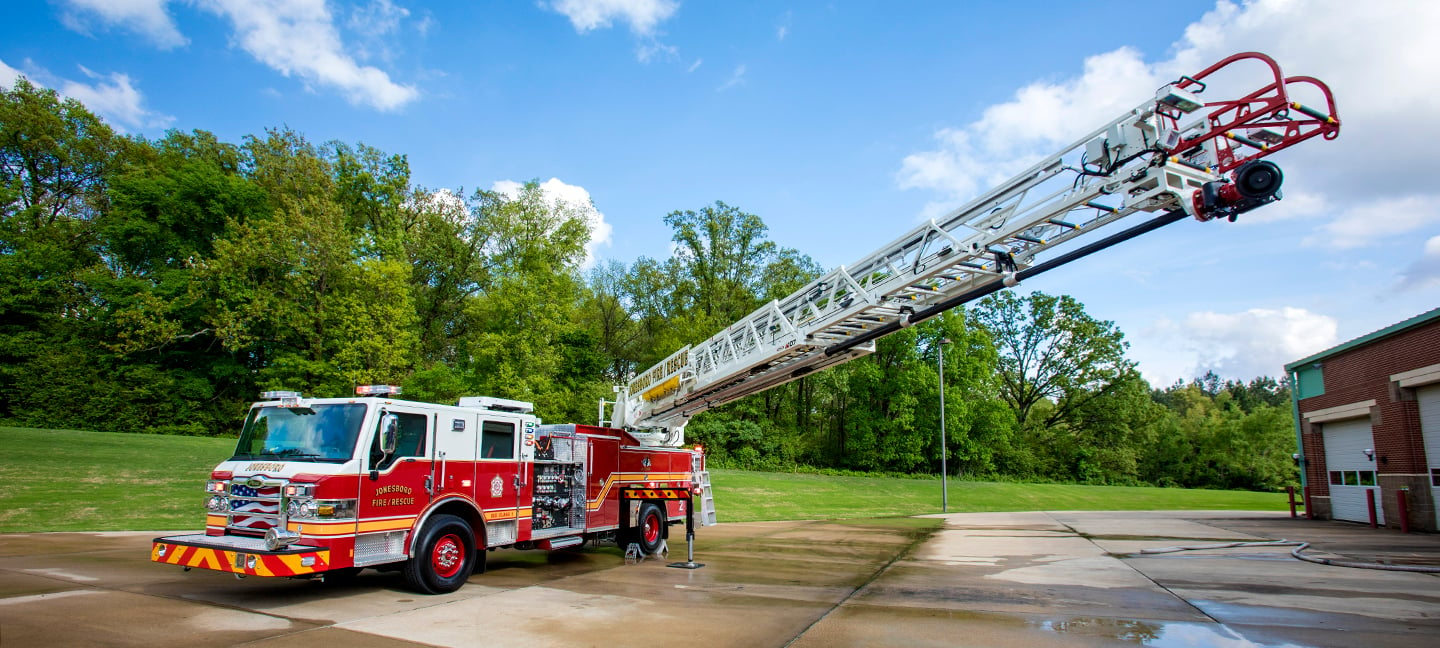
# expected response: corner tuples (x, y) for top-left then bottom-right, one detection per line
(1, 511), (1438, 646)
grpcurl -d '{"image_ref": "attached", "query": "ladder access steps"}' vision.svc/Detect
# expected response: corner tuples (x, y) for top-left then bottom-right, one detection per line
(697, 470), (717, 526)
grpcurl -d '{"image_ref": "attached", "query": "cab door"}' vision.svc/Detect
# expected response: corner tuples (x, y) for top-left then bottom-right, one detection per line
(355, 405), (433, 564)
(476, 416), (522, 544)
(433, 411), (478, 497)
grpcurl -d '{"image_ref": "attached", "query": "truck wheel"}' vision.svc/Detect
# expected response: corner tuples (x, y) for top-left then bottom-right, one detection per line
(635, 502), (666, 554)
(403, 514), (475, 594)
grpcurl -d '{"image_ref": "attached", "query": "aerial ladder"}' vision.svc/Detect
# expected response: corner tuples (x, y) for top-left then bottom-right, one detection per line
(607, 52), (1340, 447)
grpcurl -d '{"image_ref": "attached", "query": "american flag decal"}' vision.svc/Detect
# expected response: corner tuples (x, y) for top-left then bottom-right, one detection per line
(229, 483), (280, 530)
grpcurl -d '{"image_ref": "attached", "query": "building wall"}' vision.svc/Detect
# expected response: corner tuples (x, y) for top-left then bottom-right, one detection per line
(1295, 319), (1440, 531)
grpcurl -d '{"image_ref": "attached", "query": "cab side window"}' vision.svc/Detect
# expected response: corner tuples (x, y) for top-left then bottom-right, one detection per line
(480, 421), (515, 460)
(371, 412), (428, 471)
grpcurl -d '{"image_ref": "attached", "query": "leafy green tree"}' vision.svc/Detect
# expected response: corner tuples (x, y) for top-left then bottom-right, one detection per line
(972, 291), (1136, 431)
(330, 141), (410, 261)
(664, 201), (776, 325)
(455, 181), (600, 423)
(1141, 382), (1297, 490)
(403, 187), (490, 364)
(86, 129), (268, 433)
(197, 130), (417, 395)
(925, 311), (1013, 477)
(0, 78), (121, 422)
(580, 260), (646, 381)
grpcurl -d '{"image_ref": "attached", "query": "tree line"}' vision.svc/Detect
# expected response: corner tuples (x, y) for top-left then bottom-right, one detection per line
(0, 79), (1297, 491)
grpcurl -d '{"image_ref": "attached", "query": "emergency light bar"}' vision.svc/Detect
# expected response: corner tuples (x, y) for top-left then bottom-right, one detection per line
(260, 390), (306, 408)
(356, 385), (403, 396)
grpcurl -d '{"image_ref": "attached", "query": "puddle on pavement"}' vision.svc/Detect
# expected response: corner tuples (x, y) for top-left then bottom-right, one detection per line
(830, 606), (1310, 647)
(1034, 616), (1306, 647)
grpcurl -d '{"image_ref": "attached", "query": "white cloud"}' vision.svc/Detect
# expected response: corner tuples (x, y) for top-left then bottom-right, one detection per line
(414, 13), (435, 37)
(200, 0), (418, 111)
(58, 0), (187, 49)
(1138, 307), (1337, 384)
(347, 0), (411, 63)
(898, 47), (1159, 216)
(719, 64), (746, 91)
(1302, 195), (1440, 249)
(897, 0), (1440, 246)
(686, 59), (702, 74)
(0, 58), (172, 132)
(59, 66), (175, 131)
(547, 0), (679, 35)
(52, 0), (418, 111)
(0, 58), (21, 87)
(490, 178), (613, 269)
(1232, 189), (1326, 226)
(777, 11), (792, 41)
(636, 40), (679, 63)
(1398, 235), (1440, 291)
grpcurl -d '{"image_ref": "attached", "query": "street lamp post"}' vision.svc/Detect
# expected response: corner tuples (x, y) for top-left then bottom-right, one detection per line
(938, 337), (951, 513)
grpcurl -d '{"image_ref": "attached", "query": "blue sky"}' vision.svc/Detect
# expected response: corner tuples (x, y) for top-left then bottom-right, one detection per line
(5, 0), (1439, 386)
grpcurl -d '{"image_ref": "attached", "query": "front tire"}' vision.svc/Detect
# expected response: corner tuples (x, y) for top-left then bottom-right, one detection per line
(404, 514), (475, 594)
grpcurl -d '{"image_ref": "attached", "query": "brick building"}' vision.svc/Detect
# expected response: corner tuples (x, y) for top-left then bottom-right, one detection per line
(1286, 308), (1440, 531)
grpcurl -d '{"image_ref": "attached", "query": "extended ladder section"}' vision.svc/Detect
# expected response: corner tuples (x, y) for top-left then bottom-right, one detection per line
(615, 52), (1339, 446)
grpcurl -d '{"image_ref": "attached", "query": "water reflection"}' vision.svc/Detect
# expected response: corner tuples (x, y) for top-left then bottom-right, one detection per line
(1036, 617), (1307, 647)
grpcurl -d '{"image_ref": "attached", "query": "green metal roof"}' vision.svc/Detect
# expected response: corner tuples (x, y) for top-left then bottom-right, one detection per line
(1284, 307), (1440, 372)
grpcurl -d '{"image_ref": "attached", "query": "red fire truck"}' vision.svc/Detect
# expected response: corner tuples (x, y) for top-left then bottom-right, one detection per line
(153, 51), (1339, 594)
(152, 387), (712, 594)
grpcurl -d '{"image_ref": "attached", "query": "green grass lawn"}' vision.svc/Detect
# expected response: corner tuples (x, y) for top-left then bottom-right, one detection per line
(710, 469), (1287, 523)
(0, 426), (235, 532)
(0, 426), (1286, 532)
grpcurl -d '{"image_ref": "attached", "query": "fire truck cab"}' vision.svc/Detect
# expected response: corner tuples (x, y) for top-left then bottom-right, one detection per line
(152, 387), (709, 594)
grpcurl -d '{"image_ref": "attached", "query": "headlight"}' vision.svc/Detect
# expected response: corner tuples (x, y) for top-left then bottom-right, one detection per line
(286, 498), (355, 520)
(283, 483), (315, 498)
(206, 495), (227, 512)
(287, 499), (318, 519)
(206, 480), (228, 494)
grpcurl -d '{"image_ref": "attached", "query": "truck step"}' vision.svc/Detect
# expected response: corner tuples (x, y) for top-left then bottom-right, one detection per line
(540, 535), (583, 550)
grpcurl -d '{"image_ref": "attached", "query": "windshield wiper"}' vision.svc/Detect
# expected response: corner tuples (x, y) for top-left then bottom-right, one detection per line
(263, 448), (324, 458)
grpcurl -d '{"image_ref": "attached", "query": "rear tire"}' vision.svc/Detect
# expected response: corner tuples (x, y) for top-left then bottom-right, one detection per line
(633, 502), (665, 554)
(403, 514), (475, 594)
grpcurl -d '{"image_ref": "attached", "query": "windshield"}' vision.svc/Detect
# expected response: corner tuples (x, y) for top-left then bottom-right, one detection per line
(231, 404), (367, 463)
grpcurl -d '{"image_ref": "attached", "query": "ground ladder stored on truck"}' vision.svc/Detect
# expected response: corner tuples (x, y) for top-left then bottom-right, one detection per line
(607, 52), (1340, 447)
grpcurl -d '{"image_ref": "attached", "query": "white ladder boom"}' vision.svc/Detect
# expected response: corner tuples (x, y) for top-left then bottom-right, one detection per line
(614, 52), (1339, 446)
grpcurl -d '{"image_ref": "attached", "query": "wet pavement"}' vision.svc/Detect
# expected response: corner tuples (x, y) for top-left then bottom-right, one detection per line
(0, 511), (1437, 646)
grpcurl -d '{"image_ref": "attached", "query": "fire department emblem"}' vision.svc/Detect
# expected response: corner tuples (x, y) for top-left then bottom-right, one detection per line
(491, 475), (504, 497)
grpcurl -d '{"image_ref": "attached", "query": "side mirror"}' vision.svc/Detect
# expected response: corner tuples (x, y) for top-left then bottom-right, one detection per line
(380, 413), (399, 456)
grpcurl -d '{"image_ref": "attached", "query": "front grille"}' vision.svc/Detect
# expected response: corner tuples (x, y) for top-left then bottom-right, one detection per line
(227, 478), (287, 534)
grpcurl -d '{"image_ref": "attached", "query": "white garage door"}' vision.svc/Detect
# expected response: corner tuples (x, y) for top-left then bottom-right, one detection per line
(1323, 417), (1383, 524)
(1419, 385), (1440, 528)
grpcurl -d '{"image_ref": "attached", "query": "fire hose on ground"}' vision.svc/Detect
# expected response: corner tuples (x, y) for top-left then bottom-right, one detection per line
(1138, 540), (1440, 573)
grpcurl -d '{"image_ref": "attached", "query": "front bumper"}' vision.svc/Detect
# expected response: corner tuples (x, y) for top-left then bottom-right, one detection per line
(152, 534), (332, 577)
